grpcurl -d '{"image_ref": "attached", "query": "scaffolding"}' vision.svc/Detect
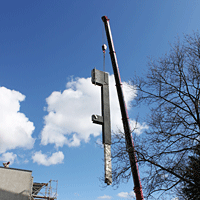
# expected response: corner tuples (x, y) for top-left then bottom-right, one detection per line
(31, 180), (58, 200)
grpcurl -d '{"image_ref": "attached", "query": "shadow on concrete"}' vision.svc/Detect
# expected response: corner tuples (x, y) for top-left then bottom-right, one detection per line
(0, 188), (30, 200)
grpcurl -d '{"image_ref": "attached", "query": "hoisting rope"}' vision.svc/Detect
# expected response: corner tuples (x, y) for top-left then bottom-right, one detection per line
(102, 44), (107, 72)
(102, 44), (107, 84)
(102, 22), (107, 73)
(102, 22), (108, 83)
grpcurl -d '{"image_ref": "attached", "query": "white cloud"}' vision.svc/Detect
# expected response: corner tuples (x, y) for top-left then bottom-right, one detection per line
(128, 191), (135, 198)
(0, 87), (35, 153)
(160, 174), (168, 179)
(117, 192), (129, 198)
(0, 152), (17, 164)
(97, 194), (112, 199)
(32, 151), (64, 166)
(129, 120), (149, 135)
(95, 138), (103, 148)
(41, 75), (147, 148)
(23, 159), (29, 164)
(117, 191), (135, 199)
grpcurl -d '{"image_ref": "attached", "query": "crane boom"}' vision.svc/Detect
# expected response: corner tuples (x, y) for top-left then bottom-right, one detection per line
(101, 16), (144, 200)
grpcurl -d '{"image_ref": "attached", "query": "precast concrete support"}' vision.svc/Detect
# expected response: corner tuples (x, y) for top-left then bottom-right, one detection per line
(91, 68), (112, 185)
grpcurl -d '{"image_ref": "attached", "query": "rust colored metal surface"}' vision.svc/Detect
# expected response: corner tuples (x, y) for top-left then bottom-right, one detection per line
(101, 16), (144, 200)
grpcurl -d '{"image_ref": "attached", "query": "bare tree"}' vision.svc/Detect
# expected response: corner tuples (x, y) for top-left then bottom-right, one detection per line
(181, 144), (200, 200)
(109, 32), (200, 199)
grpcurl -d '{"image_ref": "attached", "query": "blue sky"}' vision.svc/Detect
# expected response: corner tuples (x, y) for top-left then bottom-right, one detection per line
(0, 1), (199, 200)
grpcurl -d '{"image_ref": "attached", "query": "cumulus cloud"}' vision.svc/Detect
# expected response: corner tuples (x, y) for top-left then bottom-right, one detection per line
(32, 151), (64, 166)
(117, 191), (135, 199)
(117, 192), (129, 198)
(97, 194), (112, 199)
(41, 75), (147, 148)
(129, 120), (149, 135)
(0, 152), (17, 164)
(0, 87), (35, 153)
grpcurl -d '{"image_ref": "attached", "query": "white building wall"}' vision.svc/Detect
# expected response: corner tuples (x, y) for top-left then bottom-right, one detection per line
(0, 167), (32, 200)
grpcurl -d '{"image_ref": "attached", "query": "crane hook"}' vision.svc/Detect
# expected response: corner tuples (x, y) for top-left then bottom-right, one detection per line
(102, 44), (107, 53)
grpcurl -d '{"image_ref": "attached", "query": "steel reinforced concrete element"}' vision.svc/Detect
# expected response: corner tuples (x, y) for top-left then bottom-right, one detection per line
(101, 16), (144, 199)
(91, 68), (112, 185)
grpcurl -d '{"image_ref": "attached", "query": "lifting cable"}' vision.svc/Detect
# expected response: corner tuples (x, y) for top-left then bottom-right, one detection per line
(102, 22), (107, 82)
(102, 44), (107, 72)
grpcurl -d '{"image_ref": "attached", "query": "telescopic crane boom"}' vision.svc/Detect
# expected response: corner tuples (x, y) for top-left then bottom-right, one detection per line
(101, 16), (144, 200)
